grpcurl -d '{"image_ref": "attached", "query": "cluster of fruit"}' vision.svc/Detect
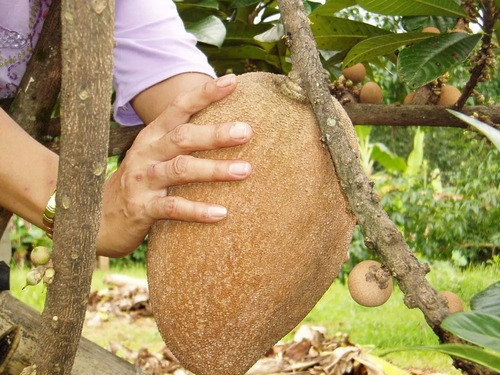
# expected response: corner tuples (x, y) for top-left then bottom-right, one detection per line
(329, 63), (383, 105)
(24, 246), (54, 288)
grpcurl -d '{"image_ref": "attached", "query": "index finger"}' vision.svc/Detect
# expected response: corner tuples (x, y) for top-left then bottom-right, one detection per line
(154, 74), (238, 133)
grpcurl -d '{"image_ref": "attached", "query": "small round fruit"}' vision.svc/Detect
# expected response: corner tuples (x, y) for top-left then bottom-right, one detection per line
(422, 26), (441, 34)
(360, 82), (383, 104)
(404, 91), (415, 104)
(342, 63), (366, 83)
(439, 291), (464, 313)
(348, 260), (393, 307)
(30, 246), (51, 266)
(25, 269), (43, 288)
(437, 85), (461, 106)
(43, 267), (56, 285)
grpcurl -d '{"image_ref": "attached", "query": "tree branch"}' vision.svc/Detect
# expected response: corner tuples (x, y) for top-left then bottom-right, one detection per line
(277, 1), (495, 374)
(456, 0), (499, 109)
(33, 0), (115, 373)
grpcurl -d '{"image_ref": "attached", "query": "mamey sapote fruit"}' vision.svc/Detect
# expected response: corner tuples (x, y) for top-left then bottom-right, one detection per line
(439, 291), (464, 313)
(347, 260), (393, 307)
(360, 82), (383, 104)
(147, 72), (358, 375)
(342, 63), (366, 83)
(437, 85), (461, 106)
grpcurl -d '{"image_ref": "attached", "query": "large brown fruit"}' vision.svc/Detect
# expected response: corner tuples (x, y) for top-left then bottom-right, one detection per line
(147, 72), (358, 375)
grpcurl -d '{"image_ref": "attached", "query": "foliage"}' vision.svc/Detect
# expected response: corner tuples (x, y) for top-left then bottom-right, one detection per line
(175, 0), (495, 95)
(343, 124), (500, 269)
(382, 281), (500, 372)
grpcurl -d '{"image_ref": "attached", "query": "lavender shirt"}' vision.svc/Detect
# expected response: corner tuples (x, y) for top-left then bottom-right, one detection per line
(0, 0), (216, 125)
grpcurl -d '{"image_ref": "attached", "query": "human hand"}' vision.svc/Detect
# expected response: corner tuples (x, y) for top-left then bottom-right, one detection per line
(97, 75), (253, 257)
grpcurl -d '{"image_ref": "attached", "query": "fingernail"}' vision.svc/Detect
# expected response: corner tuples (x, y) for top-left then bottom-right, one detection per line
(229, 162), (251, 176)
(208, 205), (227, 218)
(230, 122), (249, 139)
(216, 74), (236, 88)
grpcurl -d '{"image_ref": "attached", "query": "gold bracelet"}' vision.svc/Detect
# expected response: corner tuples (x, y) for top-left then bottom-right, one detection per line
(42, 190), (56, 239)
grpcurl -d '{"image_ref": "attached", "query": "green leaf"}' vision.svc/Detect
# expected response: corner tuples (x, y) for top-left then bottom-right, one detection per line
(175, 0), (219, 10)
(343, 32), (436, 67)
(310, 16), (391, 51)
(442, 311), (500, 352)
(254, 23), (284, 43)
(405, 128), (424, 177)
(229, 0), (260, 8)
(224, 22), (276, 48)
(402, 15), (458, 32)
(186, 15), (226, 47)
(356, 0), (467, 18)
(372, 143), (407, 172)
(398, 33), (481, 88)
(382, 344), (500, 371)
(471, 282), (500, 317)
(447, 110), (500, 151)
(203, 45), (282, 68)
(310, 0), (357, 16)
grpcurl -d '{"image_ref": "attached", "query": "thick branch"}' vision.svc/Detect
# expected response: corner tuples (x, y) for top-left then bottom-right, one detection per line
(277, 1), (495, 374)
(33, 1), (115, 373)
(0, 0), (62, 235)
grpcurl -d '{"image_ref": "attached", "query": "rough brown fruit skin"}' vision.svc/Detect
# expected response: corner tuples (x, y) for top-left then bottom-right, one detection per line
(360, 82), (383, 104)
(347, 260), (393, 307)
(422, 26), (441, 34)
(439, 291), (464, 314)
(403, 91), (415, 105)
(342, 63), (366, 83)
(437, 85), (461, 106)
(147, 72), (358, 375)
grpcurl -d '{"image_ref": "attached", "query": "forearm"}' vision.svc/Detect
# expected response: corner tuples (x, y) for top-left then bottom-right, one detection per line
(0, 108), (58, 228)
(131, 72), (214, 125)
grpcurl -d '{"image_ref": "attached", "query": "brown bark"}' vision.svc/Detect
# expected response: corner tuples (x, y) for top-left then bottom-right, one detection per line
(0, 292), (146, 375)
(33, 1), (115, 374)
(0, 0), (62, 237)
(277, 0), (495, 374)
(32, 103), (500, 157)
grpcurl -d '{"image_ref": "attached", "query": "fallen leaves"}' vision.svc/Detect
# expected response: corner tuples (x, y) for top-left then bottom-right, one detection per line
(82, 275), (425, 375)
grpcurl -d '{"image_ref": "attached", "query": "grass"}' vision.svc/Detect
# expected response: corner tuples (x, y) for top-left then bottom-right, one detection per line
(10, 260), (499, 373)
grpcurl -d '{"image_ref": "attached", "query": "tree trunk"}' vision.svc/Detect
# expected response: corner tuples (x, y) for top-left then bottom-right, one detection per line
(0, 292), (146, 375)
(33, 0), (115, 373)
(277, 1), (496, 374)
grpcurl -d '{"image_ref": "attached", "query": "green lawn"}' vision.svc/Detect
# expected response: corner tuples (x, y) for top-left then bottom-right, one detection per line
(10, 260), (499, 373)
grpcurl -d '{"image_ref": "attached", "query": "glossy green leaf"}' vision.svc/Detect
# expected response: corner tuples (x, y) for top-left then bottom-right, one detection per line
(447, 110), (500, 151)
(254, 23), (284, 43)
(310, 16), (391, 51)
(442, 311), (500, 352)
(398, 33), (481, 87)
(343, 32), (436, 67)
(186, 15), (226, 47)
(383, 344), (500, 371)
(470, 282), (500, 317)
(310, 0), (356, 16)
(372, 143), (407, 172)
(356, 0), (467, 18)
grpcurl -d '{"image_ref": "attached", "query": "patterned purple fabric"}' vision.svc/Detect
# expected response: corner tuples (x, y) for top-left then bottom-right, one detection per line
(0, 0), (215, 125)
(0, 0), (50, 99)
